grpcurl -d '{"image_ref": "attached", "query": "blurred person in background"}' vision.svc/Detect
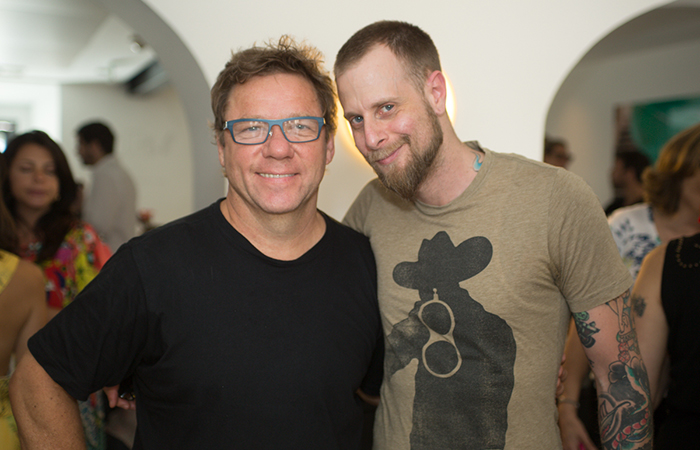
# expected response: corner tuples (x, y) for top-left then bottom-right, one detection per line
(77, 122), (136, 252)
(604, 149), (650, 216)
(544, 136), (573, 169)
(2, 130), (111, 450)
(0, 154), (47, 450)
(559, 121), (700, 450)
(609, 122), (700, 279)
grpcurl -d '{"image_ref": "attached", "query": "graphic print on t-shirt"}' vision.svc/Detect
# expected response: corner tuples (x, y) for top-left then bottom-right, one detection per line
(387, 231), (516, 449)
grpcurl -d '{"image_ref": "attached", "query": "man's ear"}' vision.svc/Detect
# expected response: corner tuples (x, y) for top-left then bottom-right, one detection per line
(217, 139), (226, 168)
(325, 133), (336, 166)
(425, 70), (447, 116)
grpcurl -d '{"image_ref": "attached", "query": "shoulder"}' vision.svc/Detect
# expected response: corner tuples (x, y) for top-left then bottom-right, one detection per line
(634, 241), (667, 295)
(128, 201), (222, 251)
(344, 178), (412, 233)
(487, 149), (558, 176)
(5, 259), (45, 301)
(353, 178), (393, 204)
(486, 149), (585, 195)
(324, 212), (371, 246)
(0, 250), (20, 286)
(643, 241), (667, 268)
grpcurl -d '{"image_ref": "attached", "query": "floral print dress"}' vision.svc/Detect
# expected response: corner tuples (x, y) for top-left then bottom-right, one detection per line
(20, 222), (111, 450)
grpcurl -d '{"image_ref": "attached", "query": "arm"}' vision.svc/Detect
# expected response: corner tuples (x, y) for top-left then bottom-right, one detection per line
(9, 352), (86, 450)
(631, 244), (668, 408)
(13, 262), (48, 362)
(559, 318), (600, 450)
(573, 289), (653, 450)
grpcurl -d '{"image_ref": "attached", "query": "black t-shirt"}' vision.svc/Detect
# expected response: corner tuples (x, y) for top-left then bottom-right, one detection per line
(29, 200), (383, 449)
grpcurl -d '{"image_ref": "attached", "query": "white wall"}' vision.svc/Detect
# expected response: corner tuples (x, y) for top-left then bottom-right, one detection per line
(0, 82), (61, 140)
(61, 83), (194, 225)
(547, 38), (700, 205)
(125, 0), (670, 220)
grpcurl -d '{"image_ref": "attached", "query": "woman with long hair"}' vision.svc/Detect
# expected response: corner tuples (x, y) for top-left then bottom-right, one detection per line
(3, 130), (110, 450)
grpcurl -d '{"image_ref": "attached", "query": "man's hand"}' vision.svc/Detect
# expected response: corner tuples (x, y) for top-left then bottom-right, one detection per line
(558, 401), (599, 450)
(556, 353), (568, 398)
(103, 385), (136, 410)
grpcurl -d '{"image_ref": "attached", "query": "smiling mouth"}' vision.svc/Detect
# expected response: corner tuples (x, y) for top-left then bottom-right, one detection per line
(369, 139), (408, 165)
(371, 147), (401, 166)
(259, 173), (294, 178)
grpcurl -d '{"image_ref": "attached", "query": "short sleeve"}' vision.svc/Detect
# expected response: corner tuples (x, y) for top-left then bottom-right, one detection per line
(28, 243), (148, 401)
(547, 171), (633, 313)
(360, 331), (384, 396)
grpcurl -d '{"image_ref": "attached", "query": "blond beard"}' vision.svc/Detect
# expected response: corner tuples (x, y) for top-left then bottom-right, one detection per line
(370, 105), (443, 201)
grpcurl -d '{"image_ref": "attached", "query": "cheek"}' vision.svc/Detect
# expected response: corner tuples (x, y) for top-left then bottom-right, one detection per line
(49, 177), (60, 193)
(8, 172), (24, 192)
(350, 130), (368, 152)
(390, 115), (419, 140)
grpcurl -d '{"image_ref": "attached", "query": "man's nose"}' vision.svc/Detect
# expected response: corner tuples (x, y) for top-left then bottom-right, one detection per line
(263, 124), (294, 158)
(363, 118), (387, 150)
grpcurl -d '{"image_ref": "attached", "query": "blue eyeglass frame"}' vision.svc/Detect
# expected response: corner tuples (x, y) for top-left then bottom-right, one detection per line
(222, 116), (325, 145)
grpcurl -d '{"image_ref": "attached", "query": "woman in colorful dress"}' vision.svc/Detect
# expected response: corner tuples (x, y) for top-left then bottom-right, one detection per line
(2, 130), (111, 450)
(0, 154), (47, 450)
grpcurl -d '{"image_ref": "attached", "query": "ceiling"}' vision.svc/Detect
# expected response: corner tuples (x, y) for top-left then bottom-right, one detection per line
(583, 2), (700, 63)
(1, 0), (699, 86)
(0, 0), (157, 84)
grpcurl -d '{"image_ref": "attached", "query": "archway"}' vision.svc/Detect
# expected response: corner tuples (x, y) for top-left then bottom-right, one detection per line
(99, 0), (221, 210)
(546, 1), (700, 205)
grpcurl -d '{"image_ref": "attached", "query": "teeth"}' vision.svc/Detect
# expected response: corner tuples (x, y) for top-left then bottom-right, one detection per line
(260, 173), (293, 178)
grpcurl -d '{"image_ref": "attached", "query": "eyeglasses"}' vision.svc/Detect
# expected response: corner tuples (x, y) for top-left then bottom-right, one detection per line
(223, 116), (325, 145)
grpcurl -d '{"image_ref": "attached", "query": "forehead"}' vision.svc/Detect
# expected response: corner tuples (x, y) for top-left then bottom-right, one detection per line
(14, 143), (53, 162)
(336, 45), (414, 108)
(226, 72), (322, 119)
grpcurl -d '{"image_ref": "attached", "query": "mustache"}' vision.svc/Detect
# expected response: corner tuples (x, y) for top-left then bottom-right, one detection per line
(366, 136), (410, 164)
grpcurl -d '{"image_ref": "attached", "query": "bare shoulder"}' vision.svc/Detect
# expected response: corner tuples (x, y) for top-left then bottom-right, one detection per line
(642, 242), (667, 269)
(635, 242), (667, 289)
(9, 260), (45, 302)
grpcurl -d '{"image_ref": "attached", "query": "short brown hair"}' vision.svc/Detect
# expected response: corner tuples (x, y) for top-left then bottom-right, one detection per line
(643, 122), (700, 214)
(211, 36), (336, 146)
(334, 21), (441, 92)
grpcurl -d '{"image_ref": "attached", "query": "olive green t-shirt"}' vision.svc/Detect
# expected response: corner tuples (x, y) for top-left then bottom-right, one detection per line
(344, 146), (632, 450)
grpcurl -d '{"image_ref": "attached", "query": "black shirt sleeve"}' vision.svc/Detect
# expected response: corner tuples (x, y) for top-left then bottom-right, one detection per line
(28, 243), (149, 401)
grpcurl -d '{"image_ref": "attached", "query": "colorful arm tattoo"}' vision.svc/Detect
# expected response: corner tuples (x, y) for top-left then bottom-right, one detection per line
(575, 290), (653, 450)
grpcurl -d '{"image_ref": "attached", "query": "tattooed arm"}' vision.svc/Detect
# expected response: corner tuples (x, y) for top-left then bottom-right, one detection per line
(573, 289), (653, 450)
(632, 244), (669, 409)
(558, 319), (600, 450)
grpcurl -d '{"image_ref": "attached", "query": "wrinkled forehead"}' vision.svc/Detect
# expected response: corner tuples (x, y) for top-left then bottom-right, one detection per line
(226, 73), (323, 118)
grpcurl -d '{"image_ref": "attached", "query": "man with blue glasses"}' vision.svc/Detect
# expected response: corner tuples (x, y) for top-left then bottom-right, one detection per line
(11, 37), (383, 450)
